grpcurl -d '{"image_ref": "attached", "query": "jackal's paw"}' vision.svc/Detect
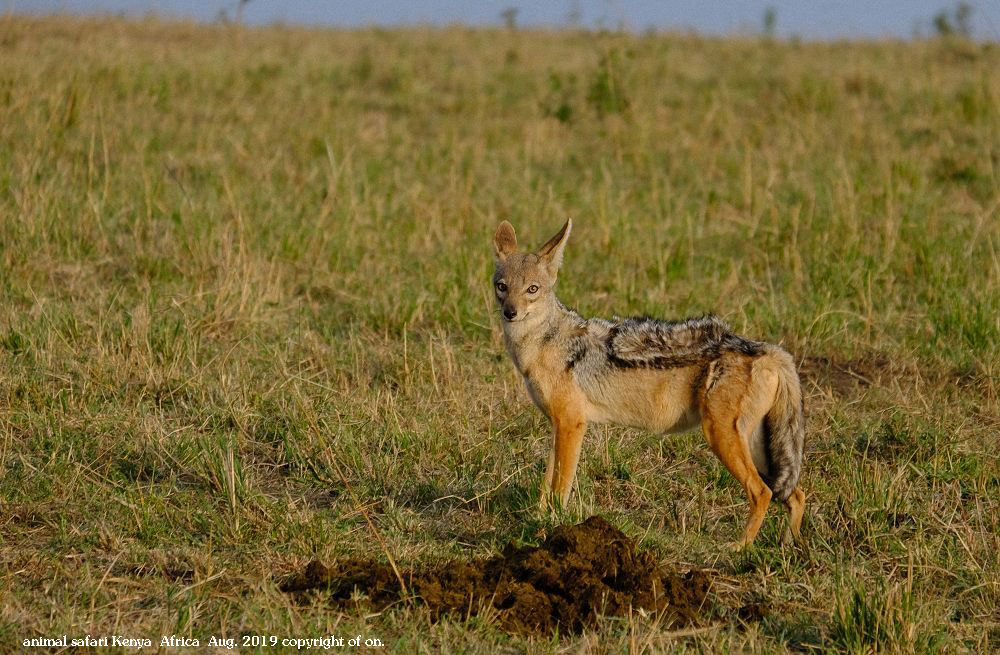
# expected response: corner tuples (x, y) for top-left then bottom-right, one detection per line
(727, 540), (750, 552)
(782, 529), (806, 549)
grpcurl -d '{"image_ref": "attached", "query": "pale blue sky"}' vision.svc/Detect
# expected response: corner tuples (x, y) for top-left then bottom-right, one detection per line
(8, 1), (1000, 40)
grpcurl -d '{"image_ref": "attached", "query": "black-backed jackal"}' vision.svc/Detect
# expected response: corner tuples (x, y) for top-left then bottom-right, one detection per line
(492, 219), (806, 547)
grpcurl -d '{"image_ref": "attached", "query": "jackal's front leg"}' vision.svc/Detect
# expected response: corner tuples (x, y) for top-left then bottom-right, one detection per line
(539, 433), (557, 510)
(541, 404), (587, 509)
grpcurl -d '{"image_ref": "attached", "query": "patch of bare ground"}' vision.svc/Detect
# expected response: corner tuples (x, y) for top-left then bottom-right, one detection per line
(798, 353), (995, 401)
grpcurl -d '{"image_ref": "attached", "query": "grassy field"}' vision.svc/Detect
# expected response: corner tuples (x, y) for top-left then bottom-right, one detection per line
(1, 14), (998, 653)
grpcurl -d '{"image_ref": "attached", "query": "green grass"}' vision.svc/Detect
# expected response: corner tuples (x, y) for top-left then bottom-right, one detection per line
(1, 14), (999, 653)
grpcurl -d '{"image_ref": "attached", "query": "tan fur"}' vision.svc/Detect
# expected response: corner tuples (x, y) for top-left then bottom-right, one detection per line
(492, 220), (807, 547)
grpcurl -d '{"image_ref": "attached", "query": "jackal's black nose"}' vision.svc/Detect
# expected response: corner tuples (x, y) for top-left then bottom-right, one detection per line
(503, 308), (517, 320)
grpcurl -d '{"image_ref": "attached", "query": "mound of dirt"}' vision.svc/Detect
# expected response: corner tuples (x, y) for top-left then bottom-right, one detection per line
(281, 516), (715, 635)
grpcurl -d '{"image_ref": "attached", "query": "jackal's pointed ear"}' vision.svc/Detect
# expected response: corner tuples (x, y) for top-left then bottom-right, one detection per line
(537, 219), (572, 275)
(493, 221), (517, 263)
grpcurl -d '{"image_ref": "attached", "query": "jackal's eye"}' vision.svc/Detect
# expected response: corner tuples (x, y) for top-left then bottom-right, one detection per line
(526, 284), (539, 294)
(495, 281), (507, 293)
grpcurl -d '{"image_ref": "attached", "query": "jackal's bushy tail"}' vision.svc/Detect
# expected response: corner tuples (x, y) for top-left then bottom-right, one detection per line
(761, 346), (805, 501)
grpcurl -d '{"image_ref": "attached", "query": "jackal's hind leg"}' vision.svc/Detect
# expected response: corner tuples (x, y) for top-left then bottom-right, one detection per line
(782, 486), (806, 544)
(702, 413), (772, 547)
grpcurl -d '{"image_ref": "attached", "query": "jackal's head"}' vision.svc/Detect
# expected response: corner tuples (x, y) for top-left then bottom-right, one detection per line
(491, 219), (571, 324)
